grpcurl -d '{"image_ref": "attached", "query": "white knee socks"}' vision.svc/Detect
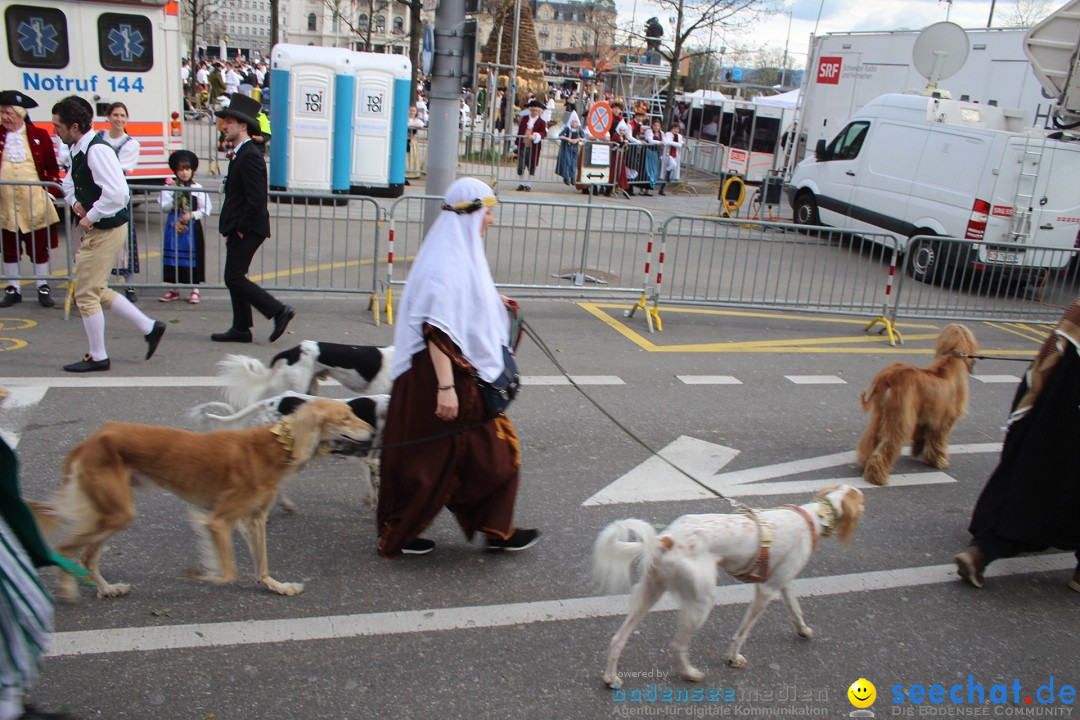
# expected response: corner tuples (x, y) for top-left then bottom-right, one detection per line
(82, 311), (107, 361)
(33, 262), (49, 288)
(108, 293), (155, 336)
(1, 262), (17, 291)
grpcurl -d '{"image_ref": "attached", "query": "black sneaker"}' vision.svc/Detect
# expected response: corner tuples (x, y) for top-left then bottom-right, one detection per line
(124, 287), (138, 303)
(486, 528), (540, 552)
(0, 285), (21, 308)
(37, 284), (55, 308)
(401, 538), (435, 555)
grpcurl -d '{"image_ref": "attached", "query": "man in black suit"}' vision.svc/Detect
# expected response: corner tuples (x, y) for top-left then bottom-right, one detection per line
(212, 94), (293, 343)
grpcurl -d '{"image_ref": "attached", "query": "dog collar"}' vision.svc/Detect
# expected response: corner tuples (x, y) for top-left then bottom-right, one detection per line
(270, 418), (296, 461)
(786, 504), (819, 550)
(817, 497), (840, 538)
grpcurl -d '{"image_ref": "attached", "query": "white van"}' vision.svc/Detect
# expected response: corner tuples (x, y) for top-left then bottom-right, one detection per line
(788, 93), (1080, 281)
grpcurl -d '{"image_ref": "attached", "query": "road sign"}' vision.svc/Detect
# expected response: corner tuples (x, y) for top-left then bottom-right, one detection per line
(586, 100), (613, 139)
(576, 141), (610, 185)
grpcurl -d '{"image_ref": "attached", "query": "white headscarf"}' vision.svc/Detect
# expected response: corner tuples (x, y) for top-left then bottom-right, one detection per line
(391, 177), (509, 383)
(568, 110), (581, 129)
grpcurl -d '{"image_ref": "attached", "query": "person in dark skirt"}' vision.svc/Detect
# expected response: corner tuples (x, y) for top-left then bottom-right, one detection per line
(158, 150), (210, 304)
(955, 296), (1080, 591)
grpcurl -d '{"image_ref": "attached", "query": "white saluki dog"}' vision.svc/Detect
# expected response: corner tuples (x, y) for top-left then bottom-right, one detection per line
(592, 485), (864, 687)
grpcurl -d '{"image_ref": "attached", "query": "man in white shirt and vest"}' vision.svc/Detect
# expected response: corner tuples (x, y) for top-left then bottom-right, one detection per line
(52, 96), (165, 372)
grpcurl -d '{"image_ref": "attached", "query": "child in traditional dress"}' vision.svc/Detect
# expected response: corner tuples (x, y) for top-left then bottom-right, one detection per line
(158, 150), (211, 303)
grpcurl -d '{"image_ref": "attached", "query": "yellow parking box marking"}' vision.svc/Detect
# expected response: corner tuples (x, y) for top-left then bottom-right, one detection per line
(578, 303), (1038, 356)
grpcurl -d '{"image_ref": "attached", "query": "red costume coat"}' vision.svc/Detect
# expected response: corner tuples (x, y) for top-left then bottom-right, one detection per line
(0, 119), (63, 197)
(516, 115), (547, 165)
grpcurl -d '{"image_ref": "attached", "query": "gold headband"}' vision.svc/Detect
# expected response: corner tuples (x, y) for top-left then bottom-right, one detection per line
(441, 195), (497, 214)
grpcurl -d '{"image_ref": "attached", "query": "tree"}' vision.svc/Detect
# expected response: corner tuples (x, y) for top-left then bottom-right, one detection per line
(270, 0), (278, 48)
(683, 44), (721, 92)
(578, 0), (618, 79)
(183, 0), (223, 91)
(621, 0), (778, 125)
(1000, 0), (1052, 26)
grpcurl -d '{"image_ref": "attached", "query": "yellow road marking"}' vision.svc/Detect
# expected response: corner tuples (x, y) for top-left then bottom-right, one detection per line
(0, 338), (29, 352)
(579, 302), (1038, 356)
(986, 321), (1051, 344)
(250, 257), (383, 283)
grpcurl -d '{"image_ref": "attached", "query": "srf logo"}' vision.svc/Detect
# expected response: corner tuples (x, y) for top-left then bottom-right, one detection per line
(818, 56), (842, 84)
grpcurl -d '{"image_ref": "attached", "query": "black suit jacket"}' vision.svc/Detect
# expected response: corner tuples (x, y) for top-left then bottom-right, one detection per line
(218, 140), (271, 238)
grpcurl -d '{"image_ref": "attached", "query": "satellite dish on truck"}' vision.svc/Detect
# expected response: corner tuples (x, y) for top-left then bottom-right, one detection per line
(912, 22), (969, 96)
(1024, 0), (1080, 129)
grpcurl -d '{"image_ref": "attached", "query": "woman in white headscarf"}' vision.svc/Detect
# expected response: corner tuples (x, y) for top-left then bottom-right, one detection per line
(376, 177), (539, 558)
(554, 111), (584, 185)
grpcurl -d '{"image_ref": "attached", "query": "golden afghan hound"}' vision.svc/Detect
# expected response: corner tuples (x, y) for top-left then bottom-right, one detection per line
(32, 398), (372, 601)
(856, 323), (977, 486)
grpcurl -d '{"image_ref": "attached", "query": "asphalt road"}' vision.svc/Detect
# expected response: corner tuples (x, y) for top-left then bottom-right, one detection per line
(0, 295), (1076, 720)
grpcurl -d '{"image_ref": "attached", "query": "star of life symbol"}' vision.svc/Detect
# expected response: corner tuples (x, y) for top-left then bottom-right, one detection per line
(17, 18), (61, 59)
(108, 24), (146, 63)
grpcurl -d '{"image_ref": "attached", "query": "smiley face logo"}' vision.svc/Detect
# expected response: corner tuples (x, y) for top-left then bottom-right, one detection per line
(848, 678), (876, 709)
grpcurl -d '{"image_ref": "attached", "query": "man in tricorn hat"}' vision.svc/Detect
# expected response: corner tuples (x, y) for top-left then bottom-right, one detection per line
(515, 99), (547, 191)
(0, 90), (62, 309)
(211, 94), (293, 343)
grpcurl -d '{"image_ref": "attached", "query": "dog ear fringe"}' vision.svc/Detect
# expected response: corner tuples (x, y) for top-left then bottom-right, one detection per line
(835, 489), (864, 545)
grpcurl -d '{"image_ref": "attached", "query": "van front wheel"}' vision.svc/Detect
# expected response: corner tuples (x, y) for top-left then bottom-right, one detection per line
(906, 236), (939, 283)
(793, 193), (820, 227)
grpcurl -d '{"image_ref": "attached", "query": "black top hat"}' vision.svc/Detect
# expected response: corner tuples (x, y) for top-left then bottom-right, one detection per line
(215, 94), (261, 130)
(0, 90), (38, 109)
(168, 149), (199, 173)
(527, 99), (545, 109)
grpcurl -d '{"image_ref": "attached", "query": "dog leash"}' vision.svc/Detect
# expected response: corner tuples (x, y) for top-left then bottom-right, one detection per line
(956, 352), (1034, 363)
(520, 321), (743, 508)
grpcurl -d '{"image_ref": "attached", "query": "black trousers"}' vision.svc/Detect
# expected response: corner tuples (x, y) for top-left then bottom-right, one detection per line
(223, 231), (283, 331)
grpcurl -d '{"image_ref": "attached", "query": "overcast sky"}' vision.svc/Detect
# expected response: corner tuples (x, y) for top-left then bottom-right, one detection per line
(610, 0), (1050, 68)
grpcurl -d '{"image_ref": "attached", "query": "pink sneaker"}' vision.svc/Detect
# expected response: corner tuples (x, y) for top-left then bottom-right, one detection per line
(159, 289), (181, 302)
(188, 289), (201, 304)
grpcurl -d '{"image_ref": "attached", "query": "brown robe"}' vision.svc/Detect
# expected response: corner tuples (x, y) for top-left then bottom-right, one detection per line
(376, 326), (522, 558)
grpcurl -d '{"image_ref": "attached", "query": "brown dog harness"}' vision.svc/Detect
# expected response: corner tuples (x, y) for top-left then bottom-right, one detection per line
(732, 505), (821, 584)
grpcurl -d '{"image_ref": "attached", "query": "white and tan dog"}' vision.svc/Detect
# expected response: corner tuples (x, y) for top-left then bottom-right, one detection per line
(32, 398), (372, 601)
(593, 485), (864, 686)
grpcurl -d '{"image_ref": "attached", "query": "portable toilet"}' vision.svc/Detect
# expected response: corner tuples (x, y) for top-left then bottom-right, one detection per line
(268, 44), (355, 193)
(349, 52), (411, 198)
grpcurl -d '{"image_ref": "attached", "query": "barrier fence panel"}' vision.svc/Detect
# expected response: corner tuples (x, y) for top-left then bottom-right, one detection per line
(125, 185), (383, 297)
(892, 235), (1080, 323)
(386, 195), (654, 301)
(656, 216), (902, 319)
(181, 117), (223, 177)
(0, 180), (74, 290)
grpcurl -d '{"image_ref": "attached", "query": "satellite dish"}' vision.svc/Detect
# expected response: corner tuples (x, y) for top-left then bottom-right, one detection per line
(913, 22), (969, 90)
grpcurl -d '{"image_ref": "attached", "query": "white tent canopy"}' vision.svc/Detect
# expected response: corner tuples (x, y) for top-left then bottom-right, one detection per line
(754, 88), (801, 108)
(680, 88), (730, 106)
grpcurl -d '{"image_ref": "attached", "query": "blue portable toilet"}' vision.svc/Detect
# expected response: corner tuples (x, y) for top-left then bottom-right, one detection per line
(348, 52), (411, 198)
(268, 44), (355, 193)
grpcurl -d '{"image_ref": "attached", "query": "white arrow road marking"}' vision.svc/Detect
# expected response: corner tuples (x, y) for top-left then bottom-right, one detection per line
(584, 442), (1004, 505)
(582, 436), (739, 506)
(46, 553), (1075, 658)
(785, 375), (847, 384)
(973, 375), (1021, 383)
(0, 386), (49, 449)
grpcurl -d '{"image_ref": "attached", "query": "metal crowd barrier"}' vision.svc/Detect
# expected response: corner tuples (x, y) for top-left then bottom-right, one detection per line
(382, 194), (656, 323)
(647, 215), (902, 338)
(181, 118), (223, 176)
(121, 184), (383, 299)
(0, 180), (75, 297)
(892, 235), (1080, 323)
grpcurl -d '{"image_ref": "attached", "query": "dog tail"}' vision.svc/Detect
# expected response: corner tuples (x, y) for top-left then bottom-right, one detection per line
(216, 354), (274, 408)
(25, 498), (62, 542)
(859, 376), (887, 412)
(592, 519), (659, 594)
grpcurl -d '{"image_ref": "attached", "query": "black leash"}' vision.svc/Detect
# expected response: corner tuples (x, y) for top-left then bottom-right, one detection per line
(520, 321), (737, 505)
(960, 353), (1035, 363)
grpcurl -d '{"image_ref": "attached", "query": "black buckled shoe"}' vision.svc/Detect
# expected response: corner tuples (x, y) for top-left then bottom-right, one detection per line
(269, 305), (295, 343)
(0, 285), (21, 307)
(63, 354), (111, 373)
(211, 328), (253, 343)
(486, 528), (540, 552)
(36, 284), (55, 308)
(144, 320), (166, 360)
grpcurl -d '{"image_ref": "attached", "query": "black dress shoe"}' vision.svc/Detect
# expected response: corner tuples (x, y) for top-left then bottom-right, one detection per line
(36, 284), (55, 308)
(269, 305), (295, 343)
(63, 354), (111, 373)
(18, 703), (80, 719)
(211, 328), (253, 343)
(0, 285), (21, 307)
(124, 286), (138, 303)
(401, 538), (435, 555)
(144, 320), (166, 360)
